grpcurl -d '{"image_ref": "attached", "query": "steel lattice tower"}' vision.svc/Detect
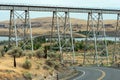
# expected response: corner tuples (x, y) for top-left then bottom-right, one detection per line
(83, 12), (109, 66)
(9, 10), (33, 51)
(112, 13), (120, 63)
(51, 11), (75, 63)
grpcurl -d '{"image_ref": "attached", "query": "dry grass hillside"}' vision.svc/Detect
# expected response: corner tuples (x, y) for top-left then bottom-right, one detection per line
(0, 17), (117, 37)
(0, 49), (63, 80)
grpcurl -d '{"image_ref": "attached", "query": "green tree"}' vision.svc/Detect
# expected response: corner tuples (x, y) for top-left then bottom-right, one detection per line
(8, 47), (23, 67)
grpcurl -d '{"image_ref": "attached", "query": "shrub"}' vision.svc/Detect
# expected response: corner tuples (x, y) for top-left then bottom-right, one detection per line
(3, 45), (9, 52)
(23, 59), (32, 69)
(46, 59), (56, 67)
(33, 36), (46, 50)
(7, 47), (23, 57)
(36, 65), (40, 70)
(45, 45), (50, 50)
(100, 50), (107, 56)
(43, 65), (50, 70)
(33, 42), (41, 50)
(46, 59), (60, 70)
(74, 41), (85, 51)
(0, 48), (5, 57)
(23, 72), (32, 80)
(26, 52), (33, 59)
(21, 52), (26, 57)
(54, 63), (60, 70)
(7, 47), (23, 67)
(35, 47), (45, 58)
(0, 52), (2, 57)
(47, 52), (60, 59)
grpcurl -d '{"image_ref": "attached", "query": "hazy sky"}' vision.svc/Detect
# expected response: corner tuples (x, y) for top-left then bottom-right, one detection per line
(0, 0), (119, 21)
(0, 0), (119, 8)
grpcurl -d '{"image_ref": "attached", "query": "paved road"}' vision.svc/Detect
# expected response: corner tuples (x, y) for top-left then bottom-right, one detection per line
(70, 67), (120, 80)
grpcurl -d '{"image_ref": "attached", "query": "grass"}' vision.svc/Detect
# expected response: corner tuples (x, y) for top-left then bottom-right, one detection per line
(0, 45), (119, 79)
(0, 53), (54, 79)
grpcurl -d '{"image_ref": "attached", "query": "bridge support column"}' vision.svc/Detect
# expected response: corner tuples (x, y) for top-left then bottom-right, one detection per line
(9, 9), (18, 47)
(9, 9), (33, 51)
(51, 11), (75, 63)
(83, 12), (109, 66)
(9, 10), (13, 47)
(113, 13), (120, 63)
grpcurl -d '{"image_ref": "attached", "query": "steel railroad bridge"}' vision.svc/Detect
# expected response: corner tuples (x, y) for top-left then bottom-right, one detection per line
(0, 4), (120, 13)
(0, 4), (120, 65)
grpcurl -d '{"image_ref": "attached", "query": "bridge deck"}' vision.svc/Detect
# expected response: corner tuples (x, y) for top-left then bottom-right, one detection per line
(0, 4), (120, 14)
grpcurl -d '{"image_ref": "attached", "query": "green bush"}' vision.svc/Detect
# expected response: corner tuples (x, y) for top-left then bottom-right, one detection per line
(4, 45), (9, 52)
(0, 52), (2, 57)
(35, 47), (45, 58)
(7, 47), (23, 67)
(7, 47), (23, 57)
(0, 48), (5, 57)
(26, 52), (33, 59)
(43, 65), (50, 70)
(33, 36), (46, 50)
(33, 42), (41, 50)
(45, 45), (50, 50)
(23, 72), (32, 80)
(54, 62), (61, 70)
(74, 41), (85, 51)
(23, 59), (32, 69)
(0, 46), (9, 57)
(45, 59), (60, 69)
(107, 40), (114, 44)
(46, 59), (56, 67)
(47, 52), (60, 59)
(0, 41), (9, 45)
(21, 52), (26, 57)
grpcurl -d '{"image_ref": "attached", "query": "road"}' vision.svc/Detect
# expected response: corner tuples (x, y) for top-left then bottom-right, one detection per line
(69, 67), (120, 80)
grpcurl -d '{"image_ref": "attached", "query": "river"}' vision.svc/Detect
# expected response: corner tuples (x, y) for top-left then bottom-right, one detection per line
(75, 37), (119, 41)
(0, 36), (9, 41)
(0, 36), (119, 41)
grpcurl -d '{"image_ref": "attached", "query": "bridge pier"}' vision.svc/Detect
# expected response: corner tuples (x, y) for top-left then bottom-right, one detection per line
(51, 11), (75, 63)
(83, 12), (109, 66)
(9, 10), (33, 51)
(112, 13), (120, 64)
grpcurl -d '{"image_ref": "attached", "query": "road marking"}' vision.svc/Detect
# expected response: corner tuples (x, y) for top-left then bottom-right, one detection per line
(73, 67), (106, 80)
(97, 69), (106, 80)
(73, 70), (85, 80)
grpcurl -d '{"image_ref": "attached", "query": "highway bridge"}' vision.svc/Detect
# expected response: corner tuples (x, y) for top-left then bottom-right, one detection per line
(0, 3), (120, 65)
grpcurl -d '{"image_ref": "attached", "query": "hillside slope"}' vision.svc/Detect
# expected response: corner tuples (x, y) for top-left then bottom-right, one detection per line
(0, 17), (117, 37)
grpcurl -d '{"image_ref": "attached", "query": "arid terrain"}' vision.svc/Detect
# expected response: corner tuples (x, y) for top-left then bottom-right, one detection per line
(0, 17), (119, 80)
(0, 17), (117, 37)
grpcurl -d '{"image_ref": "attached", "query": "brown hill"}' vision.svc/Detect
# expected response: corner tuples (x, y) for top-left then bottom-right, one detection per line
(0, 17), (117, 37)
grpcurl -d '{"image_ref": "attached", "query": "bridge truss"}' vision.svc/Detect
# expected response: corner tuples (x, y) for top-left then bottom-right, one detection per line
(112, 13), (120, 63)
(9, 9), (33, 51)
(51, 11), (75, 63)
(83, 12), (109, 66)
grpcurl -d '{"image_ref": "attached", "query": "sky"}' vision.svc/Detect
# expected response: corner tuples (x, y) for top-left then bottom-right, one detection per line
(0, 0), (119, 8)
(0, 0), (119, 21)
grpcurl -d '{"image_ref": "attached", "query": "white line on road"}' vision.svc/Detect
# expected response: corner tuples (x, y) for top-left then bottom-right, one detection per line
(73, 67), (106, 80)
(73, 70), (85, 80)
